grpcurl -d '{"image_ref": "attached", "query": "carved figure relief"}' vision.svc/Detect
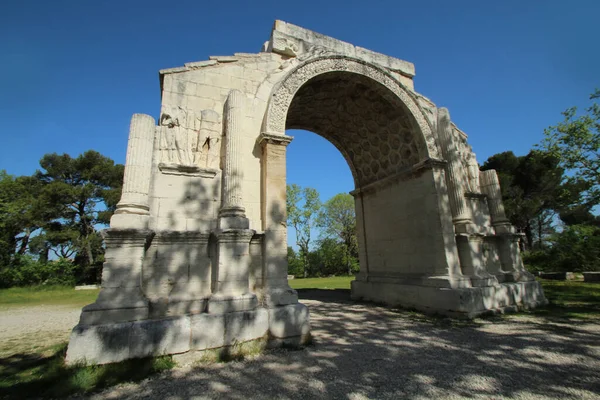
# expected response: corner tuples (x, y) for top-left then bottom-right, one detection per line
(158, 107), (221, 172)
(467, 152), (481, 193)
(449, 126), (481, 193)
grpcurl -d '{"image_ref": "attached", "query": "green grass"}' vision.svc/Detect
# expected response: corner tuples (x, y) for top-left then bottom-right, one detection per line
(0, 285), (99, 310)
(287, 276), (600, 320)
(528, 279), (600, 320)
(0, 343), (175, 399)
(288, 276), (353, 290)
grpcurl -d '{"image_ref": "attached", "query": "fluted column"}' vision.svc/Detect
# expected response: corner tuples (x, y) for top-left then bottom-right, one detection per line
(480, 169), (532, 281)
(437, 108), (471, 227)
(110, 114), (155, 230)
(115, 114), (155, 215)
(220, 90), (247, 223)
(479, 170), (510, 228)
(209, 89), (256, 313)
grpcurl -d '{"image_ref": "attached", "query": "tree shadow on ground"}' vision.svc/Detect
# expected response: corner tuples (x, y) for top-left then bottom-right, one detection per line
(83, 296), (600, 400)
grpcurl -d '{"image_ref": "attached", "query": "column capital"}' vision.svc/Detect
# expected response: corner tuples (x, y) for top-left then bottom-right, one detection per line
(259, 132), (293, 147)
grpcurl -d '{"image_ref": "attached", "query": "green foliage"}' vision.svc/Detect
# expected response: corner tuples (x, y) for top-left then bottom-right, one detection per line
(316, 193), (358, 275)
(0, 172), (54, 265)
(309, 238), (359, 276)
(0, 256), (78, 288)
(287, 247), (303, 277)
(0, 151), (123, 287)
(548, 225), (600, 272)
(481, 150), (574, 249)
(286, 188), (360, 278)
(523, 225), (600, 272)
(35, 150), (124, 267)
(541, 89), (600, 204)
(286, 184), (321, 278)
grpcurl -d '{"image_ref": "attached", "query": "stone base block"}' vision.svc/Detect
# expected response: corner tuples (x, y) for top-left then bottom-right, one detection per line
(79, 305), (149, 325)
(583, 272), (600, 282)
(498, 270), (536, 283)
(262, 287), (299, 306)
(267, 303), (310, 338)
(351, 280), (547, 318)
(66, 316), (190, 365)
(207, 293), (258, 313)
(66, 303), (311, 365)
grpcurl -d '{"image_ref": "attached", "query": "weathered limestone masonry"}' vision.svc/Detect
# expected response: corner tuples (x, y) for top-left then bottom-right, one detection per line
(66, 20), (547, 364)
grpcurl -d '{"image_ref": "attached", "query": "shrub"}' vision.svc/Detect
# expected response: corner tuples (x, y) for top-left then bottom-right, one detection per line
(548, 225), (600, 272)
(0, 256), (78, 288)
(523, 224), (600, 273)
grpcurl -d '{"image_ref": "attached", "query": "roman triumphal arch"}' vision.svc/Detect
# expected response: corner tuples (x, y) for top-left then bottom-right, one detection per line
(67, 21), (547, 364)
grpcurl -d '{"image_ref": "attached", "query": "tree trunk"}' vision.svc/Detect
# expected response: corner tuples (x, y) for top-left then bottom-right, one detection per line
(537, 216), (544, 250)
(17, 229), (31, 255)
(524, 222), (533, 251)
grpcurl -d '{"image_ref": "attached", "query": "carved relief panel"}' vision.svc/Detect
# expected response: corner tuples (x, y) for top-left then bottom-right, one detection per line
(158, 107), (222, 176)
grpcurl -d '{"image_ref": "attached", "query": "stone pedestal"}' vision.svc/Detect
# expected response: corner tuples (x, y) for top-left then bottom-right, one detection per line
(456, 234), (499, 287)
(208, 230), (258, 313)
(351, 279), (547, 318)
(76, 229), (152, 326)
(66, 303), (311, 365)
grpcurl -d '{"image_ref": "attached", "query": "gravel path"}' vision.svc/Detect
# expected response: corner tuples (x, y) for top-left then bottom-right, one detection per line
(2, 291), (599, 399)
(79, 290), (600, 400)
(0, 304), (80, 354)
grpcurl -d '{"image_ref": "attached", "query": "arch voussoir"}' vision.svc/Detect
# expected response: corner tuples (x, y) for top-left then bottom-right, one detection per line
(263, 56), (441, 161)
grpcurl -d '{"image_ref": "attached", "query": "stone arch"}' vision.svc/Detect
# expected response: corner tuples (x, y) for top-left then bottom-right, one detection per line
(262, 56), (441, 180)
(259, 54), (463, 302)
(66, 22), (547, 366)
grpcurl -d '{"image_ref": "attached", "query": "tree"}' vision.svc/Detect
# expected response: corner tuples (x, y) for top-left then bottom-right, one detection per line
(310, 238), (359, 277)
(481, 150), (570, 249)
(317, 193), (358, 275)
(286, 184), (321, 278)
(541, 89), (600, 205)
(287, 247), (303, 277)
(0, 172), (56, 265)
(34, 150), (124, 268)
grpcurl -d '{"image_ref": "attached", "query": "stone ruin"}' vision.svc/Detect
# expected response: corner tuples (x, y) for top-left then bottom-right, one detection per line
(66, 21), (547, 364)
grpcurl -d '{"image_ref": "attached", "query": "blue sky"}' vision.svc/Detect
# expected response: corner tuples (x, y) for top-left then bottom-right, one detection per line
(1, 0), (598, 243)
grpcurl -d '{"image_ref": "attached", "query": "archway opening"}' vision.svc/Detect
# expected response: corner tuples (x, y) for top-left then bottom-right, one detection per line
(286, 71), (425, 188)
(286, 129), (355, 281)
(282, 71), (446, 286)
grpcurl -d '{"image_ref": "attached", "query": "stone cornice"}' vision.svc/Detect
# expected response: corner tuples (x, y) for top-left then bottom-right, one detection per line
(158, 163), (218, 178)
(258, 132), (294, 146)
(350, 158), (447, 197)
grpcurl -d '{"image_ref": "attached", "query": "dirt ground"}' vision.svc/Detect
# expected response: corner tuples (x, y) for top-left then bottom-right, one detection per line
(2, 290), (599, 399)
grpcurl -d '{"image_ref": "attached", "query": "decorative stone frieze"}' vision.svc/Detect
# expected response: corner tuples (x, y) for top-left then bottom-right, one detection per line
(158, 107), (221, 170)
